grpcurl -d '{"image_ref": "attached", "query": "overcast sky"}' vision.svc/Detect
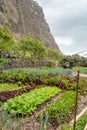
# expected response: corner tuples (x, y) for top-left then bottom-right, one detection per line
(35, 0), (87, 56)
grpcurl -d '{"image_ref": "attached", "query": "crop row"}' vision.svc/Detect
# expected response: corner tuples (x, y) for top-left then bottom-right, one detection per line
(5, 66), (87, 76)
(1, 67), (86, 94)
(40, 91), (76, 126)
(3, 87), (61, 116)
(0, 84), (27, 92)
(0, 70), (76, 90)
(4, 67), (73, 76)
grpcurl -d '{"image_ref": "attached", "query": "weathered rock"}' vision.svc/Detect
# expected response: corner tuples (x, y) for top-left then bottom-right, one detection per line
(0, 0), (59, 50)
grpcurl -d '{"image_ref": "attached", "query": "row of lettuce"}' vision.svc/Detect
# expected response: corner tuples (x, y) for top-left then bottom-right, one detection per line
(3, 87), (60, 116)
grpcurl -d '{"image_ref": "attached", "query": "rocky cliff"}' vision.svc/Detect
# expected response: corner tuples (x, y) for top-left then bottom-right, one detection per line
(0, 0), (59, 50)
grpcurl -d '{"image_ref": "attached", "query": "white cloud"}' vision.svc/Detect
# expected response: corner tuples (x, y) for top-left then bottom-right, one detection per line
(36, 0), (87, 55)
(55, 37), (73, 46)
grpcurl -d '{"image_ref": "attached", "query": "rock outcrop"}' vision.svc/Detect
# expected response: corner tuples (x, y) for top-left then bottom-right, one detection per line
(0, 0), (59, 50)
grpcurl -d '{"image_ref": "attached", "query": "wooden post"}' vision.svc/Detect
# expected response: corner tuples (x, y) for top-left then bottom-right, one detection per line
(73, 70), (80, 130)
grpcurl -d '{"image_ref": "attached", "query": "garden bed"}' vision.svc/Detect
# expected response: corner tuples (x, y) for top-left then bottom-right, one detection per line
(2, 87), (61, 116)
(39, 91), (76, 127)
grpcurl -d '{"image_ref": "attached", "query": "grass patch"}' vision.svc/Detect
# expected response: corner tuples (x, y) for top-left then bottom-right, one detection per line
(0, 83), (27, 92)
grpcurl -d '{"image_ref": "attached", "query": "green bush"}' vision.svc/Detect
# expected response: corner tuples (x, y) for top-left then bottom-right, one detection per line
(48, 60), (58, 67)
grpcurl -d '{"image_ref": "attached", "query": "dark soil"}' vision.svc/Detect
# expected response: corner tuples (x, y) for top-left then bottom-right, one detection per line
(0, 85), (37, 102)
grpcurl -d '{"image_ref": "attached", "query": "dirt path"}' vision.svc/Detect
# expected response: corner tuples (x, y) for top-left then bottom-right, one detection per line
(74, 73), (87, 78)
(70, 107), (87, 124)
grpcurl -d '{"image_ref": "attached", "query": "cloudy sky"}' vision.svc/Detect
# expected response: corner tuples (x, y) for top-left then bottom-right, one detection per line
(35, 0), (87, 56)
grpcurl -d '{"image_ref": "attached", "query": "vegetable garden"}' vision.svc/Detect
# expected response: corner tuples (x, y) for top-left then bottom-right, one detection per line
(0, 67), (87, 130)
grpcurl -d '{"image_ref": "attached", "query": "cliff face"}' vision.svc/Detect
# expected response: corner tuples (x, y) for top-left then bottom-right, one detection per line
(0, 0), (59, 50)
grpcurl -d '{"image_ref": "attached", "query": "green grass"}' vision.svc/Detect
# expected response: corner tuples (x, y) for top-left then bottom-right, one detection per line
(0, 84), (27, 92)
(3, 87), (61, 116)
(0, 58), (9, 66)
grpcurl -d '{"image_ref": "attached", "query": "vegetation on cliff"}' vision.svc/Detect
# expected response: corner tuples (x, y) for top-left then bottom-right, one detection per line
(0, 24), (61, 67)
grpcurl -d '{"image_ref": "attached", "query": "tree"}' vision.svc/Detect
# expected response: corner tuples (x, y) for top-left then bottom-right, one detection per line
(60, 55), (74, 68)
(47, 48), (62, 61)
(60, 54), (87, 68)
(19, 36), (47, 66)
(0, 24), (14, 58)
(47, 48), (62, 67)
(30, 39), (47, 62)
(72, 54), (82, 67)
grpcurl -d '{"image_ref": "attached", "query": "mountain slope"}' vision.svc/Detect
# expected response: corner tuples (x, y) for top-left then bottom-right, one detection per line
(0, 0), (59, 50)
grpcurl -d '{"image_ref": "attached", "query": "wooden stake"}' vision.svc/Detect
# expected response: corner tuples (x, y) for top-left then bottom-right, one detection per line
(73, 70), (80, 130)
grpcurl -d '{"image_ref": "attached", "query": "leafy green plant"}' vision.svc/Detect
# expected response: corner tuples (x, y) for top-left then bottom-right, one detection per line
(62, 124), (73, 130)
(42, 91), (76, 126)
(0, 68), (76, 87)
(3, 87), (60, 116)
